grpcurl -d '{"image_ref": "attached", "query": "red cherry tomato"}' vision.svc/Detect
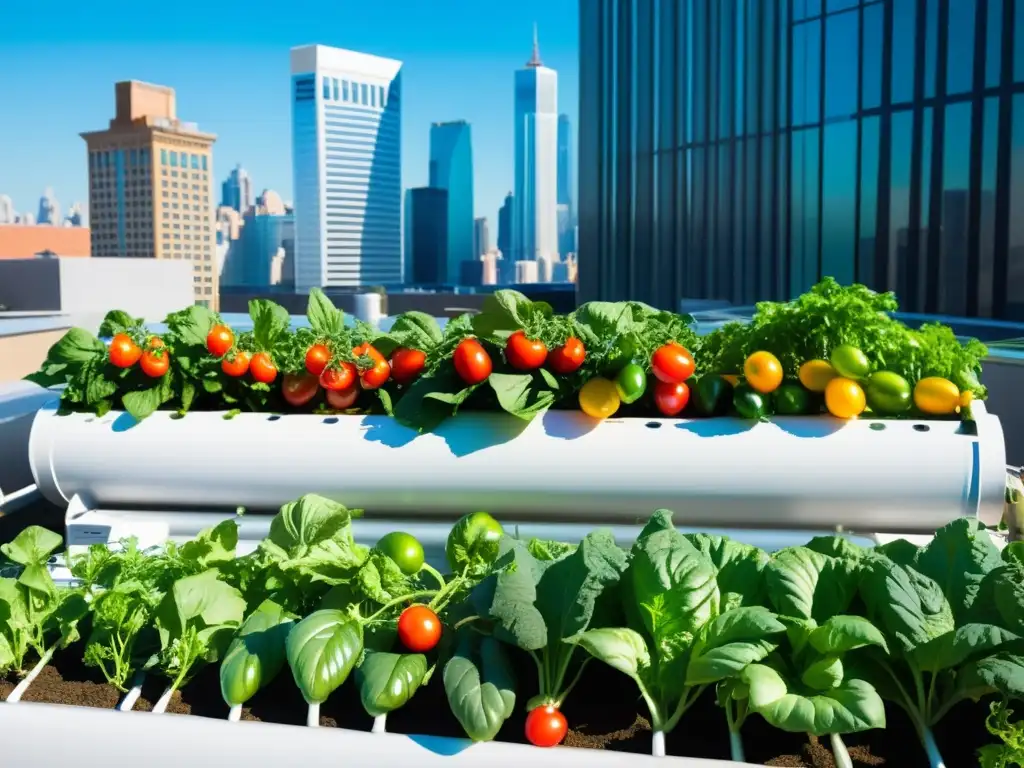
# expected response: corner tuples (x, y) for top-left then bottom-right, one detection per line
(250, 352), (278, 384)
(147, 336), (165, 349)
(453, 338), (492, 385)
(305, 344), (331, 376)
(397, 604), (442, 653)
(390, 347), (427, 385)
(109, 334), (142, 368)
(221, 351), (250, 377)
(505, 331), (548, 370)
(525, 705), (568, 748)
(320, 362), (357, 391)
(139, 348), (169, 378)
(206, 325), (234, 357)
(282, 373), (319, 407)
(653, 380), (691, 416)
(325, 385), (359, 410)
(352, 342), (386, 363)
(548, 338), (586, 374)
(651, 343), (696, 384)
(359, 358), (391, 390)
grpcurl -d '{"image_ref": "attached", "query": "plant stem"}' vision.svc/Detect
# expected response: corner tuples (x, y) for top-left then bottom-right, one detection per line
(364, 589), (438, 623)
(554, 658), (591, 707)
(664, 685), (706, 734)
(830, 733), (854, 768)
(919, 726), (948, 768)
(652, 730), (666, 758)
(729, 731), (746, 763)
(419, 563), (447, 590)
(306, 702), (320, 727)
(452, 615), (482, 631)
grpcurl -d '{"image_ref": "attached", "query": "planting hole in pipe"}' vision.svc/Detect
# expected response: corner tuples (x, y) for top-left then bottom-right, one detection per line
(645, 421), (662, 429)
(869, 422), (886, 431)
(914, 424), (931, 432)
(323, 417), (339, 425)
(267, 415), (281, 422)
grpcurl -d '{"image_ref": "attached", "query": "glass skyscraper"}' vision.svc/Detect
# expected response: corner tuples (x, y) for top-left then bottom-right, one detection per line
(579, 0), (1024, 320)
(513, 29), (560, 264)
(429, 120), (475, 283)
(290, 45), (403, 292)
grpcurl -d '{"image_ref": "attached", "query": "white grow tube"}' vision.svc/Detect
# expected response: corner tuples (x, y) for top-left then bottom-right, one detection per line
(0, 702), (757, 767)
(29, 403), (1006, 533)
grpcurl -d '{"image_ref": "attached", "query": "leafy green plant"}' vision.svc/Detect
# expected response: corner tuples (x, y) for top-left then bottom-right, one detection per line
(219, 599), (294, 712)
(442, 630), (517, 741)
(570, 511), (785, 757)
(978, 699), (1024, 768)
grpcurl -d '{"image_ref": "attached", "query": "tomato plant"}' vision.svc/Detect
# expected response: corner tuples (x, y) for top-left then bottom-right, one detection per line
(653, 380), (690, 416)
(221, 351), (250, 377)
(376, 532), (425, 576)
(108, 334), (142, 368)
(250, 352), (278, 384)
(305, 344), (331, 376)
(505, 331), (548, 371)
(320, 362), (356, 391)
(651, 343), (695, 384)
(389, 347), (426, 385)
(547, 337), (585, 374)
(282, 373), (319, 407)
(325, 385), (359, 410)
(453, 338), (492, 385)
(397, 604), (442, 652)
(139, 348), (169, 378)
(525, 705), (568, 747)
(206, 325), (234, 357)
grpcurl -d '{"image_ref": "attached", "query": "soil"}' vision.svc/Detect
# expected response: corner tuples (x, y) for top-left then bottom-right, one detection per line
(0, 645), (120, 708)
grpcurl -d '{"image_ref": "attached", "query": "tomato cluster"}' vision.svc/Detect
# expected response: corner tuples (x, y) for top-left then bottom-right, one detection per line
(578, 342), (695, 421)
(108, 333), (170, 378)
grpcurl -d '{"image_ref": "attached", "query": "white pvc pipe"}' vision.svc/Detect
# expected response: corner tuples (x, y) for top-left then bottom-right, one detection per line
(306, 703), (319, 727)
(151, 686), (175, 715)
(372, 714), (387, 733)
(0, 702), (754, 766)
(27, 404), (1007, 533)
(117, 672), (145, 712)
(4, 648), (54, 703)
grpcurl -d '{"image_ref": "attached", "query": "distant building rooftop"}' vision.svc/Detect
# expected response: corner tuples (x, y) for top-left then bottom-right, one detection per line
(0, 226), (90, 259)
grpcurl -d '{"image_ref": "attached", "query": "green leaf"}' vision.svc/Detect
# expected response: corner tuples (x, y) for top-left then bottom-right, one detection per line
(808, 615), (889, 656)
(860, 558), (955, 654)
(389, 311), (443, 349)
(684, 533), (770, 610)
(286, 609), (364, 704)
(83, 363), (119, 404)
(873, 539), (920, 567)
(685, 607), (785, 685)
(471, 538), (548, 651)
(743, 663), (886, 736)
(471, 290), (539, 337)
(219, 599), (294, 707)
(393, 371), (477, 433)
(911, 624), (1020, 674)
(488, 372), (556, 421)
(356, 650), (428, 716)
(179, 520), (238, 568)
(443, 633), (516, 742)
(1, 526), (63, 566)
(307, 288), (344, 337)
(573, 302), (638, 348)
(49, 328), (107, 364)
(121, 374), (173, 420)
(913, 518), (1003, 622)
(249, 299), (290, 351)
(571, 627), (650, 680)
(260, 494), (359, 561)
(957, 653), (1024, 704)
(802, 657), (845, 690)
(98, 310), (139, 338)
(804, 536), (866, 562)
(526, 538), (577, 562)
(765, 547), (858, 623)
(165, 305), (216, 347)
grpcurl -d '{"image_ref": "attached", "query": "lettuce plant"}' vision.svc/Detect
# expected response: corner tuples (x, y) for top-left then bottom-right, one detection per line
(570, 511), (785, 757)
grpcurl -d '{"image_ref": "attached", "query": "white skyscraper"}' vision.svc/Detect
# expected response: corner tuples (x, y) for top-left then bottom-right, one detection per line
(0, 195), (13, 224)
(512, 26), (559, 266)
(290, 45), (403, 292)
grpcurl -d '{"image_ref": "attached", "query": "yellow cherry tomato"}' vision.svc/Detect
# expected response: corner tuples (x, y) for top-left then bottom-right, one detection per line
(721, 374), (740, 387)
(825, 377), (867, 419)
(744, 352), (784, 394)
(913, 377), (960, 415)
(798, 359), (838, 393)
(579, 377), (621, 419)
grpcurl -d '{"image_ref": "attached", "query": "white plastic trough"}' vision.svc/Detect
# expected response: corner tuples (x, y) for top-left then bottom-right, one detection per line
(29, 401), (1006, 534)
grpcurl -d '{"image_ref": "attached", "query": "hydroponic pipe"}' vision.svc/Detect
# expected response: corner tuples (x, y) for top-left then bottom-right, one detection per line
(29, 404), (1007, 533)
(0, 702), (755, 767)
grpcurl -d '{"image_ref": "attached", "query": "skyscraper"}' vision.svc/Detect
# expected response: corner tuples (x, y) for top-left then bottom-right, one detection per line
(81, 81), (218, 308)
(0, 195), (13, 224)
(221, 164), (253, 213)
(512, 26), (558, 264)
(557, 114), (573, 255)
(497, 192), (513, 257)
(291, 45), (403, 292)
(404, 187), (448, 285)
(429, 120), (474, 282)
(473, 216), (489, 259)
(37, 188), (60, 225)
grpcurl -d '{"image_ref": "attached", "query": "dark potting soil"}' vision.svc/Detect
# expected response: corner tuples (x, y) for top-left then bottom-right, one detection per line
(0, 645), (120, 708)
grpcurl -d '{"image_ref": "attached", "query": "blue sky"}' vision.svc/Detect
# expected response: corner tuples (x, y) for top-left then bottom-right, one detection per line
(0, 0), (579, 234)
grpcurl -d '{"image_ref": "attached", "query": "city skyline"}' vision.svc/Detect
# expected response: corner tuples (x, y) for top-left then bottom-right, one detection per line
(0, 0), (579, 238)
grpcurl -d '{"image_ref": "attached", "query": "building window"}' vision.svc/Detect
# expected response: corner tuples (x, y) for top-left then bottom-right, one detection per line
(170, 152), (178, 168)
(323, 76), (331, 100)
(332, 78), (339, 100)
(180, 152), (188, 167)
(361, 83), (368, 105)
(343, 80), (350, 101)
(191, 154), (199, 170)
(379, 85), (385, 106)
(160, 149), (168, 165)
(202, 156), (208, 171)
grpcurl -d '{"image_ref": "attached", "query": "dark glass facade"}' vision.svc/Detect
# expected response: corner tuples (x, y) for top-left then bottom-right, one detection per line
(578, 0), (1024, 320)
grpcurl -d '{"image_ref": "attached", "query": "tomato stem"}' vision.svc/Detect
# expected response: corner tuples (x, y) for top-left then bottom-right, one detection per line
(419, 563), (447, 590)
(363, 589), (438, 623)
(451, 615), (483, 631)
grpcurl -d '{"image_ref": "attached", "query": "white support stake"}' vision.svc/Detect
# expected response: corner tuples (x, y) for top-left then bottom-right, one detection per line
(306, 703), (320, 727)
(117, 672), (146, 711)
(228, 705), (242, 722)
(372, 715), (387, 733)
(151, 686), (175, 715)
(4, 648), (54, 703)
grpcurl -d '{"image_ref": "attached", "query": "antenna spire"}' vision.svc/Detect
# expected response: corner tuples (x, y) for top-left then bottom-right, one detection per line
(527, 23), (542, 67)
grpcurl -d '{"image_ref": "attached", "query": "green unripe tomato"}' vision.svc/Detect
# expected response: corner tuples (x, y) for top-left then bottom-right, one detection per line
(446, 511), (504, 575)
(376, 531), (426, 576)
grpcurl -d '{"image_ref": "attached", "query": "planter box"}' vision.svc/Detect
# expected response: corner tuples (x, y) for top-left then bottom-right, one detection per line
(29, 403), (1006, 534)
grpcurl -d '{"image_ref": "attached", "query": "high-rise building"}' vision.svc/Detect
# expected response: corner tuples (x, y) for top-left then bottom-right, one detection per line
(557, 113), (573, 257)
(0, 196), (13, 224)
(497, 192), (513, 257)
(512, 26), (558, 264)
(473, 217), (489, 259)
(291, 44), (403, 292)
(579, 0), (1024, 321)
(81, 81), (218, 308)
(429, 120), (474, 282)
(221, 164), (253, 213)
(37, 189), (60, 225)
(404, 187), (448, 285)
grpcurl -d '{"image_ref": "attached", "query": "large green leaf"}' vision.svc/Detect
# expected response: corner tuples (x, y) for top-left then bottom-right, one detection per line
(764, 547), (858, 623)
(1, 526), (63, 567)
(910, 624), (1020, 674)
(219, 600), (293, 707)
(356, 650), (428, 717)
(154, 570), (246, 662)
(286, 609), (364, 704)
(179, 520), (239, 569)
(913, 518), (1003, 622)
(685, 607), (785, 685)
(471, 538), (548, 651)
(684, 533), (770, 610)
(571, 627), (651, 680)
(808, 615), (889, 656)
(443, 634), (517, 741)
(954, 653), (1024, 704)
(260, 495), (360, 562)
(743, 663), (886, 736)
(860, 558), (954, 654)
